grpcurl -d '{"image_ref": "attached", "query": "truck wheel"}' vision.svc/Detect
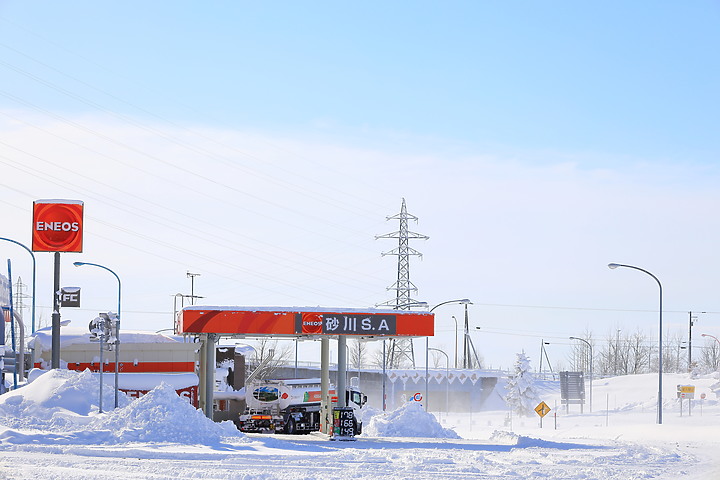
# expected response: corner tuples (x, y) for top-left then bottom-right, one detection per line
(285, 417), (297, 434)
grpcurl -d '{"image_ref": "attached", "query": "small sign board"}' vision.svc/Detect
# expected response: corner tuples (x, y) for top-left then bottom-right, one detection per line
(32, 200), (84, 252)
(677, 385), (695, 399)
(535, 401), (551, 418)
(59, 287), (81, 308)
(331, 406), (356, 441)
(560, 371), (585, 405)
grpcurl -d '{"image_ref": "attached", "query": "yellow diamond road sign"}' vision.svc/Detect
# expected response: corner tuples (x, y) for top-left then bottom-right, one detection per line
(535, 401), (551, 418)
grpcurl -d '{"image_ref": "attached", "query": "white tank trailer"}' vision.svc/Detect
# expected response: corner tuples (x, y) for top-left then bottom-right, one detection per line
(237, 377), (366, 434)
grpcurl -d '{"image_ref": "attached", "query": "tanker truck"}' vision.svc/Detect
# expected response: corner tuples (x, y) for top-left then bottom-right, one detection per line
(237, 377), (366, 434)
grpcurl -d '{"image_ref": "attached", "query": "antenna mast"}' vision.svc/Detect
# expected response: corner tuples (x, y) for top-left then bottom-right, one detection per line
(376, 198), (428, 367)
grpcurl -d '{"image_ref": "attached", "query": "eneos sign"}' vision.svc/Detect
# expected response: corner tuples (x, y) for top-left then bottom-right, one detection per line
(32, 200), (84, 252)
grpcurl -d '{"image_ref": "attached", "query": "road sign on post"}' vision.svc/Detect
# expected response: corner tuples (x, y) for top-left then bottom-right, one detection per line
(535, 401), (551, 427)
(560, 371), (585, 413)
(677, 385), (695, 399)
(535, 401), (551, 418)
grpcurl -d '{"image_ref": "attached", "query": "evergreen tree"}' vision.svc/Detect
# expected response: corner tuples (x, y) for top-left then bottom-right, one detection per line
(505, 351), (541, 416)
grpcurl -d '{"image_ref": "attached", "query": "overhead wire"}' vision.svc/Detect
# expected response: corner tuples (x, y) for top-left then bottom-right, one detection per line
(0, 142), (387, 291)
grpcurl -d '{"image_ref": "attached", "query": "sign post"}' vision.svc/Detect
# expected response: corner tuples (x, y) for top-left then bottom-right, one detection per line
(677, 385), (695, 417)
(32, 200), (84, 369)
(535, 401), (551, 428)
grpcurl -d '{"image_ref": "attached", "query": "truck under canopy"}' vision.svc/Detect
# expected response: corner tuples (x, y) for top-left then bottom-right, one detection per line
(176, 306), (435, 430)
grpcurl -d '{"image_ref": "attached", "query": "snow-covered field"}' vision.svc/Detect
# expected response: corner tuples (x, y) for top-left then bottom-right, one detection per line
(1, 369), (719, 479)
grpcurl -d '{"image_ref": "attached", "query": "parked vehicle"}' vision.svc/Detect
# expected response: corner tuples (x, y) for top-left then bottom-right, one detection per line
(237, 377), (366, 434)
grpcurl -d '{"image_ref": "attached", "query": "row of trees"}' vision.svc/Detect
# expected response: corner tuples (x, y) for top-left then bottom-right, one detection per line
(245, 332), (720, 378)
(567, 329), (720, 376)
(243, 337), (456, 375)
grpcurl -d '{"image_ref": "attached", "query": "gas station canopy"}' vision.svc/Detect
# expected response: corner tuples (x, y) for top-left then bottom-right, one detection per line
(176, 306), (434, 338)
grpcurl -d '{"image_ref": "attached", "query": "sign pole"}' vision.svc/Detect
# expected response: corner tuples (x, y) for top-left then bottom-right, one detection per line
(51, 252), (61, 369)
(32, 200), (84, 370)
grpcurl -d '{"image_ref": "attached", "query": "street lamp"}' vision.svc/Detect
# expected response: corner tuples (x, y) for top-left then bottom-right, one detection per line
(608, 262), (663, 424)
(428, 347), (449, 415)
(569, 336), (593, 412)
(425, 299), (472, 412)
(74, 261), (121, 409)
(0, 238), (36, 334)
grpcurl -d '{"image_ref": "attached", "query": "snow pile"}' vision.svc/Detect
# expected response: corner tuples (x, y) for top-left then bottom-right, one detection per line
(489, 429), (521, 444)
(91, 382), (244, 444)
(0, 369), (246, 445)
(355, 404), (381, 425)
(0, 369), (130, 430)
(363, 401), (460, 438)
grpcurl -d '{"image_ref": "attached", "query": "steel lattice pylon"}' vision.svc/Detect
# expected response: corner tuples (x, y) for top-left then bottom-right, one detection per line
(376, 198), (428, 368)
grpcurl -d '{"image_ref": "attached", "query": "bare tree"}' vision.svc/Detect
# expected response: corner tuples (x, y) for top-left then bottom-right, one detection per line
(626, 330), (651, 374)
(700, 338), (720, 372)
(429, 346), (452, 369)
(349, 338), (368, 371)
(597, 328), (651, 376)
(247, 338), (293, 380)
(370, 341), (388, 369)
(568, 330), (595, 374)
(597, 328), (623, 376)
(663, 330), (687, 373)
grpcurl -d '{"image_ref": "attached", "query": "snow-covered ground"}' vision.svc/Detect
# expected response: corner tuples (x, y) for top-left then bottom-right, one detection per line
(1, 369), (719, 479)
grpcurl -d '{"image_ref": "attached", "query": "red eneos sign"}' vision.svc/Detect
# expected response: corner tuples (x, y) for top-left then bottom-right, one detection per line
(32, 200), (84, 252)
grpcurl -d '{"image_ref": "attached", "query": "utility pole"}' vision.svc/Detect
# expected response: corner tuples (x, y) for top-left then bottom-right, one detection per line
(186, 271), (202, 305)
(688, 311), (705, 372)
(376, 198), (428, 368)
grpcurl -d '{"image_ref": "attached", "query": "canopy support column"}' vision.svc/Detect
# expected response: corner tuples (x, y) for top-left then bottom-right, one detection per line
(320, 337), (330, 434)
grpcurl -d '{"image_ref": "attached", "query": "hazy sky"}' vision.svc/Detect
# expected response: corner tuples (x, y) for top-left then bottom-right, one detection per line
(0, 2), (718, 370)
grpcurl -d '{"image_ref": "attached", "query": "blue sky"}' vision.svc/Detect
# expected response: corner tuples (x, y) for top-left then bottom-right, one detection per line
(0, 2), (719, 370)
(3, 2), (717, 159)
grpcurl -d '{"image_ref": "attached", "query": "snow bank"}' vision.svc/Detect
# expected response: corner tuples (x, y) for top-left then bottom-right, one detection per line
(363, 401), (461, 438)
(0, 369), (246, 446)
(0, 369), (130, 430)
(91, 382), (243, 444)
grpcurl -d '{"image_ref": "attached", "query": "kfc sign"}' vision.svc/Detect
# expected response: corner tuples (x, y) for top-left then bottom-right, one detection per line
(32, 200), (84, 252)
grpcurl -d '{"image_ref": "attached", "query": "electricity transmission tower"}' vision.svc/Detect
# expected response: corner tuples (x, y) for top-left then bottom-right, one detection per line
(376, 198), (428, 368)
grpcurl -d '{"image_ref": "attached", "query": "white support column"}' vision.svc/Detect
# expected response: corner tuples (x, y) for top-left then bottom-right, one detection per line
(203, 333), (217, 419)
(337, 335), (347, 407)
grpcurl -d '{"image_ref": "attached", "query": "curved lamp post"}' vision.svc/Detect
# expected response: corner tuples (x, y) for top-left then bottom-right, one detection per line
(425, 299), (472, 412)
(74, 261), (121, 409)
(0, 238), (36, 334)
(569, 336), (593, 412)
(608, 262), (663, 424)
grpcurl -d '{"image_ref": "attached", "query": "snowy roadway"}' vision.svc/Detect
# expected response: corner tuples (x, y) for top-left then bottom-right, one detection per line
(1, 369), (719, 479)
(0, 433), (705, 480)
